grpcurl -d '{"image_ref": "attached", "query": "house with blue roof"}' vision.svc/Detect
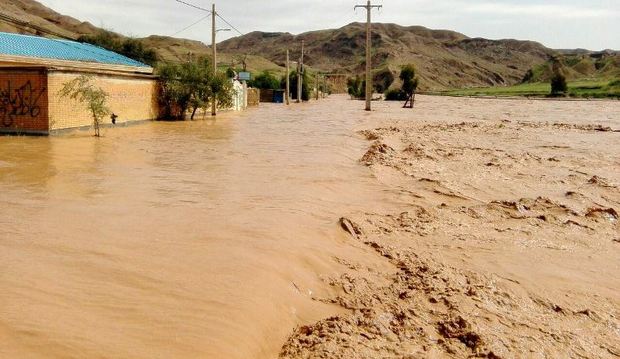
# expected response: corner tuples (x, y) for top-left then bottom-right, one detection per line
(0, 32), (159, 134)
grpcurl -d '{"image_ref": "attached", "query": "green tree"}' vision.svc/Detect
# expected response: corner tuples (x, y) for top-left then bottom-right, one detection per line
(550, 73), (568, 96)
(157, 62), (193, 120)
(347, 76), (364, 99)
(550, 56), (568, 97)
(400, 64), (419, 99)
(250, 71), (281, 90)
(59, 75), (111, 137)
(209, 72), (234, 112)
(157, 57), (235, 120)
(226, 67), (237, 79)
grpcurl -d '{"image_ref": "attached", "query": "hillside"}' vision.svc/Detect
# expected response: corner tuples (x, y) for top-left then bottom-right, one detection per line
(0, 0), (98, 38)
(0, 0), (283, 72)
(218, 23), (557, 90)
(1, 0), (617, 90)
(523, 51), (620, 83)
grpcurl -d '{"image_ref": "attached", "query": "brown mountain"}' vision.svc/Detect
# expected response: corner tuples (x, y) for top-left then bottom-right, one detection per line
(2, 0), (613, 90)
(0, 0), (99, 38)
(0, 0), (282, 72)
(218, 23), (557, 90)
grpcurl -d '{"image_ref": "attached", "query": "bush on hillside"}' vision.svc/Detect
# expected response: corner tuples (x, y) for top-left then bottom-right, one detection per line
(78, 30), (158, 66)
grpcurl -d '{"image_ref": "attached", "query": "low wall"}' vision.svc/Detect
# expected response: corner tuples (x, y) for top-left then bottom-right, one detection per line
(0, 68), (49, 134)
(47, 70), (159, 131)
(247, 88), (259, 106)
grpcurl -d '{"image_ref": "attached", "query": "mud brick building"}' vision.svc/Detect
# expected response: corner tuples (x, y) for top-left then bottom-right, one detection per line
(0, 32), (158, 135)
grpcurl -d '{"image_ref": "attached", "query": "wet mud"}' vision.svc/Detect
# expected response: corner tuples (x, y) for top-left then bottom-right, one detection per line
(280, 97), (620, 358)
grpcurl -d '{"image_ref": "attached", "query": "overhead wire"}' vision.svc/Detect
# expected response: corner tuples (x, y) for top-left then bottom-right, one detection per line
(215, 13), (244, 37)
(174, 0), (212, 13)
(170, 13), (211, 37)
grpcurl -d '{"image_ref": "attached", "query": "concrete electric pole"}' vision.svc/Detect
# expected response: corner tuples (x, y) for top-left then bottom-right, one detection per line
(355, 1), (382, 111)
(297, 40), (304, 103)
(316, 72), (320, 100)
(211, 3), (217, 116)
(286, 49), (290, 105)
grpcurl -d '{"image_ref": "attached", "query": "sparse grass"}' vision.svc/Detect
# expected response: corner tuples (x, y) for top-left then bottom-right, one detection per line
(441, 79), (620, 99)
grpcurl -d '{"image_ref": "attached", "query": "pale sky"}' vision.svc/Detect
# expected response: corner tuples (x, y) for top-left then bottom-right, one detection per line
(39, 0), (620, 50)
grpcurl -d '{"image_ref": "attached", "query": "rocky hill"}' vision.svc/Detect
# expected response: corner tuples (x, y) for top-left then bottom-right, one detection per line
(0, 0), (98, 38)
(1, 0), (616, 90)
(219, 23), (558, 90)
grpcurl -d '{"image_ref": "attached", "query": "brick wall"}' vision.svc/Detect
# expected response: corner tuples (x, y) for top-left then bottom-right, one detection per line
(47, 71), (158, 131)
(0, 68), (49, 134)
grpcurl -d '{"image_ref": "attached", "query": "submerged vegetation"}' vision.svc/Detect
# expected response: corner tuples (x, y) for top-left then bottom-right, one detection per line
(385, 65), (420, 103)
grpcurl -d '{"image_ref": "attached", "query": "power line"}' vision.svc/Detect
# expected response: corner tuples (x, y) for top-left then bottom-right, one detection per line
(170, 13), (211, 37)
(174, 0), (244, 37)
(174, 0), (212, 13)
(215, 13), (244, 36)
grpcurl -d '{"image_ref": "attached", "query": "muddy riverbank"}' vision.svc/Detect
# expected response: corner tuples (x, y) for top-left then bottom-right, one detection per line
(280, 96), (620, 358)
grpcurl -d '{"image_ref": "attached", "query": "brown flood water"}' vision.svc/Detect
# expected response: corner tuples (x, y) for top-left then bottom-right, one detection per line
(0, 97), (401, 359)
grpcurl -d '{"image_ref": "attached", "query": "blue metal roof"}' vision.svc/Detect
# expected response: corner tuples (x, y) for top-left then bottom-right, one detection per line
(0, 32), (150, 68)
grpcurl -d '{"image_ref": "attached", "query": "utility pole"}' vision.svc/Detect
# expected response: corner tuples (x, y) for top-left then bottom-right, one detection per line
(286, 49), (290, 105)
(297, 40), (304, 103)
(316, 72), (320, 100)
(211, 3), (217, 116)
(323, 75), (327, 98)
(355, 1), (382, 111)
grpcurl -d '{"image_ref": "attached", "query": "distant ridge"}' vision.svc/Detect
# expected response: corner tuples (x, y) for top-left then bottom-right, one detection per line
(1, 0), (617, 90)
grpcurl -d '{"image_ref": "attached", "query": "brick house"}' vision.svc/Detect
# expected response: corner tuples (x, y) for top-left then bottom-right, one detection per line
(0, 32), (158, 135)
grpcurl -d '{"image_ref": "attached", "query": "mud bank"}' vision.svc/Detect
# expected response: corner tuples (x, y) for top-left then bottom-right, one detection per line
(280, 96), (620, 358)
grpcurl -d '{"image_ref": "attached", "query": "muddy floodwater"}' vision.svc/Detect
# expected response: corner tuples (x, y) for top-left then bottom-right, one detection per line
(1, 95), (620, 358)
(0, 97), (400, 358)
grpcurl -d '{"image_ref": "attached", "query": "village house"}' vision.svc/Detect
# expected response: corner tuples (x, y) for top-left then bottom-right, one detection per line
(0, 31), (158, 135)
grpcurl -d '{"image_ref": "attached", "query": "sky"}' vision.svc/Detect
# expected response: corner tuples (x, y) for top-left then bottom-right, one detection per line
(39, 0), (620, 50)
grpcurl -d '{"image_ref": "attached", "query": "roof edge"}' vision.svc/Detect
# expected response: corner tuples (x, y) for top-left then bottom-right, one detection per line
(0, 54), (153, 75)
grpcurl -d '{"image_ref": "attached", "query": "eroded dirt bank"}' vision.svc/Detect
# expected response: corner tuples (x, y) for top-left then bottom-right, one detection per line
(280, 97), (620, 358)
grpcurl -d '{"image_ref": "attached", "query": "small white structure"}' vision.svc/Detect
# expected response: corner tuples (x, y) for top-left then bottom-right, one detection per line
(230, 79), (246, 111)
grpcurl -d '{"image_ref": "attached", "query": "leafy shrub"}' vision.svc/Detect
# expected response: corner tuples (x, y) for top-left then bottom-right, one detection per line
(249, 71), (281, 90)
(550, 73), (568, 96)
(384, 88), (406, 101)
(78, 31), (157, 66)
(157, 57), (234, 120)
(347, 76), (364, 99)
(400, 64), (419, 98)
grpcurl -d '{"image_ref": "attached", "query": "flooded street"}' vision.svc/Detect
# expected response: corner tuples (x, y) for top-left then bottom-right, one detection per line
(0, 96), (399, 359)
(2, 95), (619, 358)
